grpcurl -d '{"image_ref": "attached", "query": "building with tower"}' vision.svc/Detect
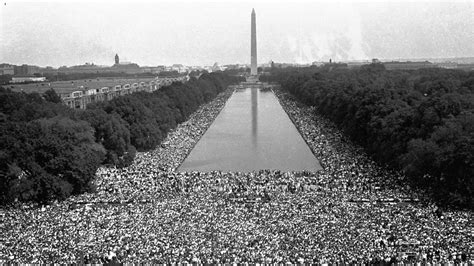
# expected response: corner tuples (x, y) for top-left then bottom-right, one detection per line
(115, 54), (120, 65)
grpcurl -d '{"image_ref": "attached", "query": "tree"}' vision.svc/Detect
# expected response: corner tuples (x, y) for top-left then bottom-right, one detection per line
(1, 72), (244, 204)
(43, 88), (62, 103)
(78, 109), (136, 167)
(268, 65), (474, 208)
(0, 117), (105, 204)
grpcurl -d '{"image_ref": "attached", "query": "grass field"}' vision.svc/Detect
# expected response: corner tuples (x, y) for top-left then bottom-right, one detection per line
(5, 77), (156, 94)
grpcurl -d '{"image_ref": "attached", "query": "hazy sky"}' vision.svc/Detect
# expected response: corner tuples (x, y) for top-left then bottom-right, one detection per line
(1, 1), (473, 67)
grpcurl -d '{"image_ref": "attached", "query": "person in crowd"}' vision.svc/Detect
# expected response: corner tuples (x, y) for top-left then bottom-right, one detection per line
(1, 89), (471, 264)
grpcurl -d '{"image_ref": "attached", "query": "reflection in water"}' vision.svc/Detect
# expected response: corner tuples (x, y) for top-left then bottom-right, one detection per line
(178, 88), (322, 172)
(251, 88), (258, 146)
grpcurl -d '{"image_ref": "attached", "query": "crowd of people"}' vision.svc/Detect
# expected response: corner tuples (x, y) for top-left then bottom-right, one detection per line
(1, 88), (472, 263)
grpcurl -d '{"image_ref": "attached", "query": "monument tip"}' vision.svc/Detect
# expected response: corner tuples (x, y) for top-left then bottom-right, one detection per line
(252, 8), (255, 13)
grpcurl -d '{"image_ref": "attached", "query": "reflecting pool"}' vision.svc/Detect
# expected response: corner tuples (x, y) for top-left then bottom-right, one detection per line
(178, 88), (322, 172)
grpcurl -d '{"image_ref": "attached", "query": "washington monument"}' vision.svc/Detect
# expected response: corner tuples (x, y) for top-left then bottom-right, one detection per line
(250, 8), (257, 76)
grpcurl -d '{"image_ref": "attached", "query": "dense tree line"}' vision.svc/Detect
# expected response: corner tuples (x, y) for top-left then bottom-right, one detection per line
(0, 72), (243, 204)
(0, 92), (107, 203)
(88, 72), (243, 151)
(265, 65), (473, 208)
(0, 74), (13, 85)
(43, 72), (160, 82)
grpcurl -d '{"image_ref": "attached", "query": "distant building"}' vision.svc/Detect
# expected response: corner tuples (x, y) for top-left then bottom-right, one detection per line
(271, 63), (300, 68)
(223, 64), (245, 70)
(211, 62), (224, 72)
(436, 62), (458, 69)
(312, 61), (324, 66)
(59, 76), (188, 109)
(346, 61), (370, 68)
(140, 66), (162, 74)
(112, 62), (141, 74)
(13, 64), (39, 76)
(58, 63), (102, 74)
(0, 64), (14, 75)
(11, 76), (46, 83)
(52, 55), (144, 75)
(40, 66), (58, 74)
(323, 61), (348, 71)
(457, 64), (474, 71)
(5, 54), (197, 77)
(384, 61), (437, 70)
(171, 64), (188, 73)
(110, 54), (141, 74)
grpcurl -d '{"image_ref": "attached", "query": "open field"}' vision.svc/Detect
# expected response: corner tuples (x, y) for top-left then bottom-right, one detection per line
(5, 77), (156, 94)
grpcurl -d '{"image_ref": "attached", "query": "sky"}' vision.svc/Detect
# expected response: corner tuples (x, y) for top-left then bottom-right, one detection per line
(1, 0), (473, 67)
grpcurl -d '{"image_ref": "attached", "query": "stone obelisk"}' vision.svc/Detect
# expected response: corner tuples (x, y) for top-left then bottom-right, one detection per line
(250, 8), (257, 76)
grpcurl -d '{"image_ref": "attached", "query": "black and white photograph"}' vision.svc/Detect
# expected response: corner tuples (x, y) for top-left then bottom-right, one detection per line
(1, 0), (473, 263)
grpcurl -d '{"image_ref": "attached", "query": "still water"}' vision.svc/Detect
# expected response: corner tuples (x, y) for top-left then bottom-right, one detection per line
(178, 88), (322, 172)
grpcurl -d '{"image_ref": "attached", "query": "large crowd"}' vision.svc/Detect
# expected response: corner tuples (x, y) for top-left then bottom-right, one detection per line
(1, 88), (472, 264)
